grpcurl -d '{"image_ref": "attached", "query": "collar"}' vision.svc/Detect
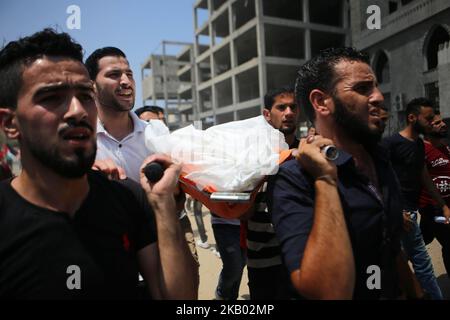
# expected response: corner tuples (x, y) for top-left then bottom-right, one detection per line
(334, 148), (353, 166)
(334, 143), (388, 167)
(97, 112), (147, 135)
(130, 111), (147, 133)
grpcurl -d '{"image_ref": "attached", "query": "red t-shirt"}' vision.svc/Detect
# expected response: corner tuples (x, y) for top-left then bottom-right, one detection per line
(419, 140), (450, 207)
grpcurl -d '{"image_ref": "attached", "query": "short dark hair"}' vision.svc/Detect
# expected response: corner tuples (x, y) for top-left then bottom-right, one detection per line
(295, 47), (370, 122)
(0, 28), (83, 110)
(135, 105), (164, 117)
(405, 97), (434, 121)
(264, 86), (294, 110)
(85, 47), (126, 80)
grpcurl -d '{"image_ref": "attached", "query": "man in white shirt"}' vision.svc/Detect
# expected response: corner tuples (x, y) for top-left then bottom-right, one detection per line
(96, 111), (167, 182)
(85, 47), (199, 272)
(85, 47), (168, 182)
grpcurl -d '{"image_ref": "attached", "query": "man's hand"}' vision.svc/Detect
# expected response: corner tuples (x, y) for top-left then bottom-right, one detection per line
(92, 159), (127, 180)
(402, 211), (415, 233)
(138, 154), (198, 299)
(442, 205), (450, 224)
(295, 135), (338, 181)
(140, 154), (181, 198)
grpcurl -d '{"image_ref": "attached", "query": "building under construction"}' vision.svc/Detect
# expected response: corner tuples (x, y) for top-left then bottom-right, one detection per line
(142, 0), (350, 131)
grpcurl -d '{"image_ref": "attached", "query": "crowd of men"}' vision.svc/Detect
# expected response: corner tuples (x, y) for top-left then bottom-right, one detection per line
(0, 28), (448, 300)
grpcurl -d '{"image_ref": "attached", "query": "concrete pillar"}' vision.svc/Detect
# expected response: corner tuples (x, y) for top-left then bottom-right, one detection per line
(229, 2), (238, 121)
(162, 42), (168, 109)
(255, 0), (267, 110)
(438, 42), (450, 118)
(303, 0), (311, 60)
(207, 0), (216, 124)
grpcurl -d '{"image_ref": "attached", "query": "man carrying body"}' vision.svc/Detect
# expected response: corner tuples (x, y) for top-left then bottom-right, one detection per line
(268, 47), (416, 299)
(246, 86), (299, 300)
(85, 47), (199, 277)
(383, 98), (447, 299)
(85, 47), (167, 183)
(0, 29), (197, 299)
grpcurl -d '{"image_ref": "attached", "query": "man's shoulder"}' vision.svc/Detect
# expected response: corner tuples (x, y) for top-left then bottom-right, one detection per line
(0, 179), (14, 208)
(278, 158), (302, 176)
(381, 133), (401, 146)
(269, 159), (312, 191)
(88, 171), (147, 206)
(424, 140), (436, 152)
(88, 171), (136, 198)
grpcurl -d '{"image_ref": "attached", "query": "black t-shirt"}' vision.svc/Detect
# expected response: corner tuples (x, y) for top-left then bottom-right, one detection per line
(0, 171), (157, 299)
(382, 133), (425, 210)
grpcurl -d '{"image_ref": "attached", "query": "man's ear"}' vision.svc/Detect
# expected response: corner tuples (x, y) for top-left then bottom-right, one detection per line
(0, 108), (19, 139)
(407, 113), (416, 125)
(263, 108), (271, 122)
(309, 89), (331, 117)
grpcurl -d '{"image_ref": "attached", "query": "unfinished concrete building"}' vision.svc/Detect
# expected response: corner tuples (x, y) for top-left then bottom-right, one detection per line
(175, 44), (198, 128)
(141, 41), (196, 130)
(351, 0), (450, 136)
(193, 0), (350, 129)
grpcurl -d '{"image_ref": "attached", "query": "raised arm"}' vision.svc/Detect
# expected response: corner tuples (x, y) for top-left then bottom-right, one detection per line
(285, 136), (355, 299)
(138, 154), (198, 299)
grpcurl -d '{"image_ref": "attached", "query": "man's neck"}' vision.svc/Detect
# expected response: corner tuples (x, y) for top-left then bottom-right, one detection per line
(399, 125), (419, 141)
(98, 106), (133, 141)
(12, 155), (89, 217)
(425, 135), (444, 148)
(317, 121), (367, 157)
(317, 120), (377, 179)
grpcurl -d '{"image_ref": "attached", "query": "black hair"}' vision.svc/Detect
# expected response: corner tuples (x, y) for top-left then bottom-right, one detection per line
(85, 47), (126, 80)
(295, 47), (370, 123)
(135, 105), (164, 117)
(264, 86), (295, 110)
(405, 97), (434, 122)
(0, 28), (84, 110)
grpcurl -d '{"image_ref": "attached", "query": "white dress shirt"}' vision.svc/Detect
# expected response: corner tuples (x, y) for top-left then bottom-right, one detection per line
(96, 112), (168, 182)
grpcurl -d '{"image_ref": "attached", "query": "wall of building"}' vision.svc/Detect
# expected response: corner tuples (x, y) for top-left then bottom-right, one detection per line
(351, 0), (450, 134)
(438, 42), (450, 118)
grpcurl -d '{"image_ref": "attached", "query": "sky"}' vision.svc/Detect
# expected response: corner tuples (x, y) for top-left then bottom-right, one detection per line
(0, 0), (196, 108)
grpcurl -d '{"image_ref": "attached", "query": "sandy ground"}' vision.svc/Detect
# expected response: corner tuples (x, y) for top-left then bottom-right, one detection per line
(187, 209), (249, 300)
(426, 239), (450, 298)
(187, 207), (450, 300)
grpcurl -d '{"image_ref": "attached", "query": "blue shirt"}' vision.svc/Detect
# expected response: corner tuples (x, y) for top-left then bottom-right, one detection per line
(267, 145), (403, 299)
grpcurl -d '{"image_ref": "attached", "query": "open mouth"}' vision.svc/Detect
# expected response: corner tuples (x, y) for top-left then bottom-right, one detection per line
(369, 108), (380, 119)
(62, 127), (91, 142)
(117, 90), (133, 98)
